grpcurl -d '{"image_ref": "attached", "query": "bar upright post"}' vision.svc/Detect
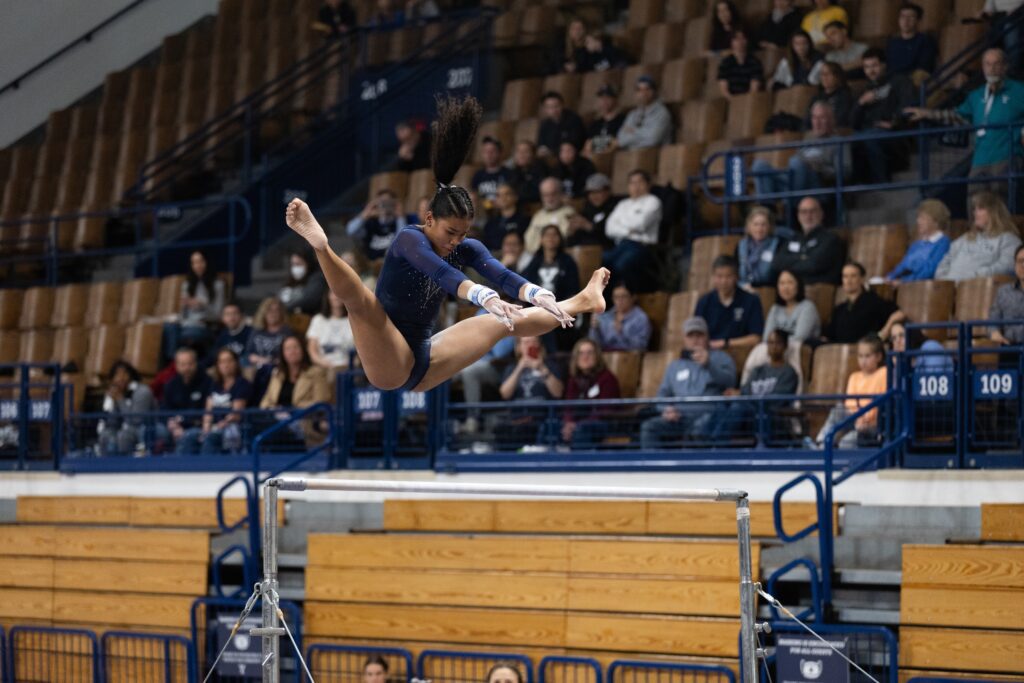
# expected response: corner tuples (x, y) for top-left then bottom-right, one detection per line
(736, 495), (758, 683)
(262, 482), (280, 683)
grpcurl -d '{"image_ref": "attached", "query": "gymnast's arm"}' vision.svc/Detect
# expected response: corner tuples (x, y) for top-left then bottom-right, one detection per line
(391, 230), (520, 301)
(463, 238), (531, 300)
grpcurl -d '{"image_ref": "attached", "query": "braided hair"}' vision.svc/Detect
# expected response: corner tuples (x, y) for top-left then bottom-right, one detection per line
(429, 95), (482, 221)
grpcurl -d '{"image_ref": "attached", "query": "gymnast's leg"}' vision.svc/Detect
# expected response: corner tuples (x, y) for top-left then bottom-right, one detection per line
(286, 198), (415, 390)
(414, 268), (610, 391)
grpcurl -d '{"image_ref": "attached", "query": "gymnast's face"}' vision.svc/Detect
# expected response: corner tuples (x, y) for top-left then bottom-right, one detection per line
(424, 213), (470, 256)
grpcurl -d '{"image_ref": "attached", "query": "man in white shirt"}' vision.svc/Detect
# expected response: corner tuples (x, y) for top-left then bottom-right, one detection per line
(523, 177), (576, 253)
(616, 76), (673, 150)
(823, 21), (868, 78)
(603, 170), (662, 292)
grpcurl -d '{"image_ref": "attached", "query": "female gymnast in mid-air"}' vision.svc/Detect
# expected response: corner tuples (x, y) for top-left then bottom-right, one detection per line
(285, 95), (610, 392)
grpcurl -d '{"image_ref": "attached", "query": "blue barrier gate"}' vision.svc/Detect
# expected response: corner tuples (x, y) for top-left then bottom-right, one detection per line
(305, 644), (415, 683)
(608, 659), (735, 683)
(191, 597), (303, 682)
(0, 626), (5, 683)
(9, 625), (101, 682)
(417, 650), (535, 683)
(101, 631), (197, 682)
(762, 622), (897, 683)
(538, 656), (602, 683)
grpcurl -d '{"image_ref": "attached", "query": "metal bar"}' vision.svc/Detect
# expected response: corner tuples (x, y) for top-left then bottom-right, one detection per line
(261, 483), (280, 683)
(736, 497), (758, 683)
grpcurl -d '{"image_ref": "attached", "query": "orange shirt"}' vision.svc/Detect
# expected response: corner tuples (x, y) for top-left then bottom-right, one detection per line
(844, 366), (888, 429)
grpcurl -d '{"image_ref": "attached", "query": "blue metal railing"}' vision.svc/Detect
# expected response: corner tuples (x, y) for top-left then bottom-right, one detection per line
(101, 631), (197, 683)
(418, 650), (535, 683)
(759, 622), (898, 683)
(539, 656), (603, 683)
(8, 625), (101, 683)
(608, 659), (735, 683)
(0, 363), (68, 471)
(306, 645), (415, 683)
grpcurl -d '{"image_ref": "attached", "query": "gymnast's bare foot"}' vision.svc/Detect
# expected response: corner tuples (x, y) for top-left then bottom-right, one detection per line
(582, 267), (610, 314)
(285, 199), (328, 252)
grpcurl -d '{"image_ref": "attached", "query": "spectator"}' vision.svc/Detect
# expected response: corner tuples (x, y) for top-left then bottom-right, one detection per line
(200, 348), (251, 454)
(765, 269), (822, 343)
(696, 255), (765, 349)
(507, 140), (545, 204)
(824, 21), (868, 78)
(718, 29), (766, 98)
(906, 48), (1024, 191)
(771, 29), (824, 90)
(824, 262), (905, 342)
(307, 290), (355, 369)
(456, 310), (516, 432)
(568, 173), (617, 248)
(471, 137), (512, 209)
(160, 347), (212, 455)
(886, 3), (938, 77)
(364, 657), (389, 683)
(500, 336), (564, 400)
(711, 1), (743, 53)
(616, 76), (673, 150)
(990, 244), (1024, 346)
(482, 183), (529, 251)
(561, 338), (621, 447)
(758, 0), (805, 49)
(770, 197), (846, 284)
(410, 195), (431, 225)
(640, 317), (737, 447)
(537, 91), (586, 159)
(737, 206), (782, 289)
(815, 333), (888, 448)
(577, 32), (626, 73)
(590, 283), (653, 351)
(523, 224), (581, 352)
(554, 142), (597, 198)
(259, 334), (331, 446)
(487, 663), (524, 683)
(97, 360), (157, 456)
(890, 319), (952, 373)
(208, 302), (252, 364)
(802, 0), (849, 48)
(554, 18), (587, 73)
(394, 119), (430, 171)
(499, 230), (532, 273)
(752, 101), (850, 199)
(603, 170), (661, 292)
(886, 199), (952, 282)
(524, 177), (576, 253)
(162, 250), (224, 362)
(809, 62), (854, 127)
(583, 85), (625, 156)
(852, 49), (915, 183)
(313, 0), (357, 38)
(245, 297), (293, 369)
(935, 191), (1022, 280)
(347, 190), (408, 262)
(279, 251), (327, 315)
(711, 329), (800, 440)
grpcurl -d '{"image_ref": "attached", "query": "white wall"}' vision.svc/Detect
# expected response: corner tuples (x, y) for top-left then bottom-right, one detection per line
(0, 0), (219, 147)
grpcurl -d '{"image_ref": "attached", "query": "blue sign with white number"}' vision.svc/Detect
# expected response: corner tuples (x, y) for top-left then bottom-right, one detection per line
(974, 371), (1018, 399)
(912, 372), (954, 402)
(726, 154), (745, 198)
(354, 389), (427, 421)
(776, 635), (849, 683)
(0, 400), (51, 421)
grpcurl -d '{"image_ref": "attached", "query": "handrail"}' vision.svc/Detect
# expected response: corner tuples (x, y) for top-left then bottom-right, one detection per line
(0, 0), (159, 96)
(211, 544), (252, 599)
(251, 401), (336, 483)
(772, 473), (824, 543)
(216, 474), (253, 534)
(765, 557), (822, 622)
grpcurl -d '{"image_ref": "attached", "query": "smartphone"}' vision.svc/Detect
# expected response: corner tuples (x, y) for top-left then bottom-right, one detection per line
(526, 346), (541, 360)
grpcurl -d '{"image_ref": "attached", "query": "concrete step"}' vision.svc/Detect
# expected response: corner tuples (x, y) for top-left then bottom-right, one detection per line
(842, 504), (979, 541)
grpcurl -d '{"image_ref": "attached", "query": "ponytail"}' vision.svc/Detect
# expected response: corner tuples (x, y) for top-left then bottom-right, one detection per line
(430, 95), (482, 221)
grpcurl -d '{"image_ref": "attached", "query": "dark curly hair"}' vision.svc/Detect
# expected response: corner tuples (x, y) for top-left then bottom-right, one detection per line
(429, 95), (482, 221)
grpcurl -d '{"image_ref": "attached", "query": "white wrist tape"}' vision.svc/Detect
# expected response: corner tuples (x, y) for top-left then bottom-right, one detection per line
(467, 283), (499, 307)
(525, 285), (553, 304)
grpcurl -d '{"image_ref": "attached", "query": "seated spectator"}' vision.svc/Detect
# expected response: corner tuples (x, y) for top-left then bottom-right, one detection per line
(200, 348), (251, 454)
(815, 333), (888, 448)
(989, 244), (1024, 346)
(711, 1), (743, 53)
(456, 310), (516, 432)
(482, 184), (529, 251)
(568, 173), (616, 248)
(553, 18), (587, 74)
(471, 137), (512, 210)
(823, 21), (867, 78)
(802, 0), (849, 48)
(771, 197), (846, 284)
(737, 206), (781, 289)
(696, 255), (765, 349)
(162, 250), (224, 362)
(313, 0), (357, 38)
(890, 320), (952, 373)
(824, 262), (905, 343)
(497, 336), (564, 447)
(718, 29), (766, 98)
(905, 48), (1024, 193)
(765, 269), (822, 343)
(97, 360), (157, 456)
(886, 3), (938, 78)
(771, 29), (824, 90)
(524, 178), (576, 253)
(809, 62), (854, 127)
(711, 329), (800, 440)
(279, 251), (327, 315)
(758, 0), (805, 49)
(616, 76), (672, 150)
(499, 230), (532, 273)
(752, 101), (850, 200)
(936, 191), (1023, 280)
(307, 291), (355, 369)
(537, 91), (586, 159)
(364, 657), (389, 683)
(524, 224), (581, 352)
(852, 49), (914, 183)
(259, 334), (331, 445)
(159, 347), (212, 455)
(346, 190), (408, 262)
(394, 119), (430, 171)
(576, 31), (626, 73)
(507, 140), (545, 204)
(487, 663), (524, 683)
(207, 302), (252, 365)
(590, 283), (652, 351)
(640, 317), (737, 447)
(603, 170), (661, 292)
(561, 338), (621, 447)
(245, 297), (293, 369)
(886, 199), (952, 282)
(554, 142), (597, 198)
(584, 85), (625, 156)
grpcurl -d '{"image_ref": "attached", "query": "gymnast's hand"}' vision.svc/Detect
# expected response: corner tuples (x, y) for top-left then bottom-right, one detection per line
(468, 284), (523, 331)
(527, 286), (574, 329)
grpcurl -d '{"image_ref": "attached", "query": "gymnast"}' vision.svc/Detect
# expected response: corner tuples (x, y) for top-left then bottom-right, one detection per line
(285, 95), (610, 392)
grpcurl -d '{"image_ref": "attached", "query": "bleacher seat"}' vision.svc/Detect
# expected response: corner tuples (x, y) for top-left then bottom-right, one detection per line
(50, 283), (89, 328)
(579, 70), (623, 116)
(679, 99), (727, 145)
(682, 15), (711, 57)
(808, 344), (859, 395)
(154, 275), (187, 319)
(662, 291), (700, 351)
(665, 0), (704, 23)
(502, 78), (543, 121)
(84, 282), (124, 328)
(628, 0), (664, 28)
(605, 351), (643, 399)
(52, 327), (89, 370)
(0, 330), (18, 364)
(642, 23), (685, 64)
(0, 289), (22, 329)
(18, 287), (55, 330)
(856, 0), (898, 41)
(542, 73), (582, 112)
(659, 58), (705, 106)
(18, 329), (55, 365)
(636, 291), (669, 349)
(612, 148), (659, 195)
(656, 144), (704, 190)
(85, 325), (126, 381)
(848, 224), (910, 280)
(514, 118), (540, 148)
(568, 245), (603, 290)
(124, 322), (163, 376)
(518, 6), (557, 48)
(687, 235), (741, 291)
(637, 350), (675, 399)
(118, 278), (159, 324)
(773, 85), (816, 120)
(753, 131), (803, 170)
(954, 275), (1015, 333)
(369, 171), (409, 200)
(897, 280), (956, 339)
(805, 283), (838, 328)
(725, 92), (773, 142)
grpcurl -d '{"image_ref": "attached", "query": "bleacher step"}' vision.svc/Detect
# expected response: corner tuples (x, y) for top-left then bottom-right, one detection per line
(841, 504), (979, 541)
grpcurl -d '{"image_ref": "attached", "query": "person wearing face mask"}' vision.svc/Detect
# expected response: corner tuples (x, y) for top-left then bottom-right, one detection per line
(278, 251), (327, 315)
(906, 48), (1024, 190)
(346, 189), (410, 262)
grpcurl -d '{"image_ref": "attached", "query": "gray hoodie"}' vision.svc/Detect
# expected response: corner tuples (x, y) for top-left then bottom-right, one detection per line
(616, 100), (673, 150)
(935, 231), (1022, 281)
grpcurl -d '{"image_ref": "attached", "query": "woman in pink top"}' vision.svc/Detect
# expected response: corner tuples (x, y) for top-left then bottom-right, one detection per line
(815, 334), (888, 448)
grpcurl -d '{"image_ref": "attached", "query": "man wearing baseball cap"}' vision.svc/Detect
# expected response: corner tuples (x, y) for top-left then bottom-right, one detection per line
(567, 173), (617, 248)
(617, 75), (672, 150)
(584, 84), (626, 156)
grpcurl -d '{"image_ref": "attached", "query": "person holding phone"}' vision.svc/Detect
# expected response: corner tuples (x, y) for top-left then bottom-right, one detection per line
(346, 188), (408, 262)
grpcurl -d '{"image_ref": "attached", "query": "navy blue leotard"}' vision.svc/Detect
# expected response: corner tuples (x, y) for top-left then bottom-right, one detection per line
(375, 227), (529, 390)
